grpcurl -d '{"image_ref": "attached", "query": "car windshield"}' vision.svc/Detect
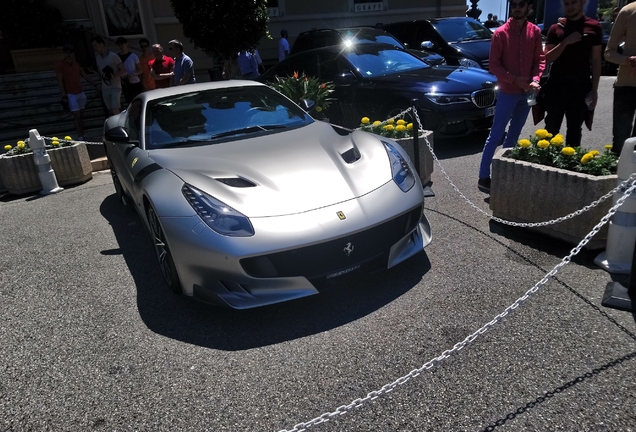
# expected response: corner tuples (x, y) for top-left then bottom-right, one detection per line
(339, 29), (404, 49)
(433, 20), (492, 42)
(344, 48), (428, 77)
(144, 86), (313, 149)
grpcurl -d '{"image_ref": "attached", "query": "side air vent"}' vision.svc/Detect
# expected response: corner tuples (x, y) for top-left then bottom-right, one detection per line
(341, 147), (361, 164)
(216, 177), (257, 188)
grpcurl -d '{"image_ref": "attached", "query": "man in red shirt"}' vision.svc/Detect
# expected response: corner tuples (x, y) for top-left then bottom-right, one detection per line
(478, 0), (545, 193)
(149, 44), (174, 88)
(543, 0), (603, 147)
(55, 44), (99, 141)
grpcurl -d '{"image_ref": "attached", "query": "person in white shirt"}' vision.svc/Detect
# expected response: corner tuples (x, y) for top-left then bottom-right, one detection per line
(116, 37), (143, 105)
(92, 36), (126, 115)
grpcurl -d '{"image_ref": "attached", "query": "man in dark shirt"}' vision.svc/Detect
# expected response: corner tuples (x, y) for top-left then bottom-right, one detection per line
(542, 0), (602, 147)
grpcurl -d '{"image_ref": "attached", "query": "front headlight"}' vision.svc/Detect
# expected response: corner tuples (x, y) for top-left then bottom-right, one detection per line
(425, 93), (472, 105)
(458, 58), (481, 68)
(383, 141), (415, 193)
(182, 184), (254, 237)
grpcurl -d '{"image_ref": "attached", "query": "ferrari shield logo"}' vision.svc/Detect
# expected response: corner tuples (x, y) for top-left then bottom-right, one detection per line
(337, 211), (346, 220)
(131, 157), (138, 168)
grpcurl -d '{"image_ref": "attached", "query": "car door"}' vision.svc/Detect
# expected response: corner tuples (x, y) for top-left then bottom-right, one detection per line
(109, 99), (151, 199)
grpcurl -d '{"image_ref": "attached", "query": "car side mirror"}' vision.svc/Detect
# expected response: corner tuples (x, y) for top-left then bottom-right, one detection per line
(421, 41), (434, 50)
(299, 99), (315, 112)
(335, 70), (356, 83)
(105, 126), (131, 143)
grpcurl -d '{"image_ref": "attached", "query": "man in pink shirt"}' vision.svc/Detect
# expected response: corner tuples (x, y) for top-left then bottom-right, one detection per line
(478, 0), (545, 193)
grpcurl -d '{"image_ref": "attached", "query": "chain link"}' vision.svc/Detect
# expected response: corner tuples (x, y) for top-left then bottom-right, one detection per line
(410, 109), (635, 228)
(280, 181), (636, 432)
(25, 135), (104, 146)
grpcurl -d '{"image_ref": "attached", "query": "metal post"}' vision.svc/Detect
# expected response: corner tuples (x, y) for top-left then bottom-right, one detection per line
(411, 99), (420, 177)
(29, 129), (63, 195)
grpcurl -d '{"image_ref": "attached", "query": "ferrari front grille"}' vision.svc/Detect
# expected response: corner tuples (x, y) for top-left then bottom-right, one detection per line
(240, 205), (423, 279)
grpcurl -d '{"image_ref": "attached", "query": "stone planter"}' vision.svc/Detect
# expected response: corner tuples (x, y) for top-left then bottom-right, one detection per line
(395, 130), (434, 186)
(0, 143), (93, 195)
(10, 47), (64, 73)
(490, 148), (617, 249)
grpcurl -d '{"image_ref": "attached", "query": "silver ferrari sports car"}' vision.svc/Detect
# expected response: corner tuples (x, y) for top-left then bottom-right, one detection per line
(103, 81), (432, 309)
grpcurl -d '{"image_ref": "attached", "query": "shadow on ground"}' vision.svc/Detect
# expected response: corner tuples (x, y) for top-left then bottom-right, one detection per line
(99, 194), (430, 351)
(433, 130), (489, 160)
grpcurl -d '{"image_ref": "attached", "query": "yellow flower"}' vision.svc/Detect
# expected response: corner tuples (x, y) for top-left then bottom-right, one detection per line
(4, 145), (12, 151)
(51, 136), (59, 141)
(396, 119), (406, 125)
(561, 147), (576, 156)
(535, 129), (549, 139)
(51, 140), (60, 147)
(406, 123), (413, 130)
(361, 117), (370, 124)
(64, 136), (72, 141)
(518, 139), (531, 148)
(537, 139), (550, 149)
(396, 125), (406, 132)
(546, 133), (553, 139)
(386, 118), (394, 125)
(604, 144), (613, 150)
(581, 153), (594, 164)
(17, 140), (26, 149)
(384, 124), (395, 131)
(550, 135), (564, 146)
(589, 150), (600, 156)
(316, 106), (323, 112)
(373, 121), (382, 127)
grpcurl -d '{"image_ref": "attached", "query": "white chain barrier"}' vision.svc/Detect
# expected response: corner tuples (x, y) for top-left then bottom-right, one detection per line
(285, 108), (636, 432)
(280, 179), (636, 432)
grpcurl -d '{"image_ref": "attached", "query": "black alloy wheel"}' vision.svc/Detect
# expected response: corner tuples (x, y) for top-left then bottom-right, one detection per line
(146, 204), (182, 294)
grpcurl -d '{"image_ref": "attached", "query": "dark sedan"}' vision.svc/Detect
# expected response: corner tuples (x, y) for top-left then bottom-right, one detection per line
(381, 17), (493, 70)
(260, 44), (497, 136)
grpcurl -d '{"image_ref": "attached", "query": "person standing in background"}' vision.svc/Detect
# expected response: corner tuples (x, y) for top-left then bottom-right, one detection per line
(169, 39), (195, 85)
(478, 0), (545, 193)
(116, 37), (142, 104)
(542, 0), (602, 147)
(138, 38), (155, 91)
(55, 44), (99, 140)
(149, 44), (174, 88)
(279, 29), (290, 62)
(604, 0), (636, 155)
(92, 36), (126, 115)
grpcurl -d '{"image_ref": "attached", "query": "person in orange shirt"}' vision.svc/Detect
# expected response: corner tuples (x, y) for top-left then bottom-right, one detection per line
(55, 44), (99, 140)
(138, 38), (155, 91)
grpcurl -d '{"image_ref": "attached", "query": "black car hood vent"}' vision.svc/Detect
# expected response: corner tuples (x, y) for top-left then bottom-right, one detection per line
(340, 147), (361, 164)
(216, 177), (257, 188)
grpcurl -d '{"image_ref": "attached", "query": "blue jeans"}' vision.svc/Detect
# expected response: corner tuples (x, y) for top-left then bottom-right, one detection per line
(613, 86), (636, 155)
(479, 91), (531, 179)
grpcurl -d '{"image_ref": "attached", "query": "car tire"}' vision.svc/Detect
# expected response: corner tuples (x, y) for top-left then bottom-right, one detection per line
(146, 204), (182, 295)
(111, 170), (129, 206)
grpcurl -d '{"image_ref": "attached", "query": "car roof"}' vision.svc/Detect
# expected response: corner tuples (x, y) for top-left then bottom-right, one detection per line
(384, 17), (480, 25)
(135, 80), (267, 104)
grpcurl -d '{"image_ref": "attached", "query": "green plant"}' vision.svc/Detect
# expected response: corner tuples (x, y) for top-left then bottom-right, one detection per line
(169, 0), (269, 62)
(2, 0), (65, 50)
(3, 136), (75, 156)
(268, 72), (335, 114)
(358, 116), (417, 140)
(509, 129), (618, 176)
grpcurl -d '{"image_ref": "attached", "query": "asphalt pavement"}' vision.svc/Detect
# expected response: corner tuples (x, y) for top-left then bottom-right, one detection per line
(1, 76), (635, 431)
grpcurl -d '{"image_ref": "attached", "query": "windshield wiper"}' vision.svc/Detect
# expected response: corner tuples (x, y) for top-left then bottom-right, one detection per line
(207, 124), (287, 139)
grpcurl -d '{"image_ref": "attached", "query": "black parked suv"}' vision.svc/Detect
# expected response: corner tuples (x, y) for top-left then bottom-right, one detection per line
(290, 27), (447, 66)
(381, 17), (493, 70)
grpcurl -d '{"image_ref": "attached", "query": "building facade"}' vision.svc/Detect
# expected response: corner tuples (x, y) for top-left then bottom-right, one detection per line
(7, 0), (468, 75)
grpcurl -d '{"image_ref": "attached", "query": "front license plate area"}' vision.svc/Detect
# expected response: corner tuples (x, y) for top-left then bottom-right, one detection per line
(485, 106), (495, 117)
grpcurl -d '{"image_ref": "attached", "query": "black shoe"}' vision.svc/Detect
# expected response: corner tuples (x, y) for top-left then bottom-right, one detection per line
(478, 177), (491, 193)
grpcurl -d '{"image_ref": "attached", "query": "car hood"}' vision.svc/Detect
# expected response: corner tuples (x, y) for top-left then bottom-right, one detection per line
(448, 39), (491, 61)
(369, 65), (496, 93)
(148, 122), (393, 218)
